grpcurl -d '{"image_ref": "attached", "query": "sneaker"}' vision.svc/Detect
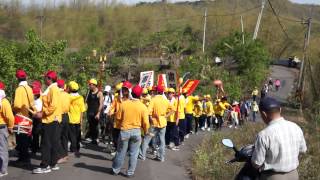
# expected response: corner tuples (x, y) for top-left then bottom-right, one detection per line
(33, 166), (52, 174)
(80, 142), (84, 148)
(51, 165), (60, 171)
(190, 131), (194, 134)
(185, 134), (190, 139)
(228, 125), (232, 128)
(110, 152), (116, 156)
(201, 127), (205, 131)
(154, 157), (164, 162)
(0, 172), (8, 177)
(85, 138), (92, 142)
(207, 128), (211, 131)
(138, 154), (145, 161)
(171, 146), (180, 151)
(168, 142), (174, 149)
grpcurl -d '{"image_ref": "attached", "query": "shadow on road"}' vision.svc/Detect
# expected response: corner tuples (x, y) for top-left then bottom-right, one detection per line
(80, 152), (108, 161)
(73, 162), (111, 174)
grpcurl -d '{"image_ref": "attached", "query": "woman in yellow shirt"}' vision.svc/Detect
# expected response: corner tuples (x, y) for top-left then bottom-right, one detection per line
(193, 97), (202, 134)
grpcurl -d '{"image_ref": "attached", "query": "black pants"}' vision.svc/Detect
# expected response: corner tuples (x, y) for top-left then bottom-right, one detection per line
(206, 116), (212, 128)
(112, 128), (120, 149)
(15, 133), (31, 162)
(100, 114), (113, 143)
(41, 121), (60, 167)
(68, 124), (81, 152)
(58, 114), (69, 158)
(32, 118), (42, 153)
(86, 114), (99, 143)
(178, 119), (186, 143)
(199, 115), (207, 128)
(185, 114), (193, 134)
(165, 122), (179, 146)
(194, 117), (199, 133)
(216, 114), (223, 130)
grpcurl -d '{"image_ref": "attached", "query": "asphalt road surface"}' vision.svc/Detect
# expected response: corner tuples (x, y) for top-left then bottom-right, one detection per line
(4, 65), (298, 180)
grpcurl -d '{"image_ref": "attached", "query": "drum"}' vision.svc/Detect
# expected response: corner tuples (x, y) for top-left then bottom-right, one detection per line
(13, 114), (33, 135)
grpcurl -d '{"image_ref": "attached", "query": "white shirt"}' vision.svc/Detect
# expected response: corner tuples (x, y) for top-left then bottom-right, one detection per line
(252, 117), (307, 172)
(103, 94), (114, 114)
(34, 98), (43, 112)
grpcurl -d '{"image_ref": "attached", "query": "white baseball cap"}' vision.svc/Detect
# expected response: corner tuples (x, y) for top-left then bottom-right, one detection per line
(104, 85), (111, 92)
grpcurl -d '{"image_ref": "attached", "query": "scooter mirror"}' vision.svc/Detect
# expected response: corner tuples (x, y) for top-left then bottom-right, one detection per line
(222, 139), (234, 148)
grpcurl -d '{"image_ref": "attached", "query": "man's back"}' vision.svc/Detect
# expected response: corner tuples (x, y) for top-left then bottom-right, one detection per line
(252, 118), (307, 172)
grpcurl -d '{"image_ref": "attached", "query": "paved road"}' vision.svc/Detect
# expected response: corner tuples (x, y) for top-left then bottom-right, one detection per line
(4, 65), (298, 180)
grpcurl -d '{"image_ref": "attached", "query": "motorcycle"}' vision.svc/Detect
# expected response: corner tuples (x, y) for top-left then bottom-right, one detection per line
(222, 139), (260, 180)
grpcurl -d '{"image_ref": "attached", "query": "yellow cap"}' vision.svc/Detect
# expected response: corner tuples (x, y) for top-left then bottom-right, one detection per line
(69, 81), (79, 91)
(168, 88), (175, 93)
(147, 86), (152, 91)
(164, 88), (169, 93)
(142, 88), (148, 94)
(88, 78), (98, 85)
(206, 94), (211, 99)
(115, 82), (123, 91)
(194, 95), (199, 100)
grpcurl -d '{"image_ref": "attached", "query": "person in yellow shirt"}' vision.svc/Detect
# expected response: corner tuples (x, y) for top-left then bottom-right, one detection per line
(205, 95), (214, 131)
(193, 96), (202, 134)
(68, 81), (86, 157)
(185, 92), (197, 136)
(56, 79), (71, 164)
(111, 85), (149, 177)
(108, 81), (131, 155)
(13, 69), (35, 165)
(175, 90), (186, 144)
(214, 97), (231, 130)
(139, 85), (170, 162)
(164, 88), (179, 150)
(0, 82), (14, 177)
(252, 87), (259, 101)
(33, 71), (62, 174)
(141, 88), (151, 107)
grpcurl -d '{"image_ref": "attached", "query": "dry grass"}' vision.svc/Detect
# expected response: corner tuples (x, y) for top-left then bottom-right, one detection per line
(192, 110), (320, 180)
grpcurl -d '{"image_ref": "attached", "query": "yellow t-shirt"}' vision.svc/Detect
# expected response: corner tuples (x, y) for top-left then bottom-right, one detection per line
(117, 99), (150, 133)
(13, 84), (35, 117)
(148, 95), (170, 128)
(167, 98), (176, 123)
(174, 95), (186, 120)
(205, 101), (214, 116)
(42, 83), (62, 124)
(0, 98), (14, 128)
(68, 93), (86, 124)
(193, 101), (203, 118)
(60, 91), (71, 114)
(185, 96), (196, 114)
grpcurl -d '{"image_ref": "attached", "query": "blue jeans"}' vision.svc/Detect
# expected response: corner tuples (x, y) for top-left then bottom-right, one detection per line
(112, 128), (142, 176)
(140, 127), (166, 161)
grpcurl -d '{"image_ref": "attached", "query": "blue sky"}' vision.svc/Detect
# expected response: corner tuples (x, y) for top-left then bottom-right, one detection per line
(14, 0), (320, 6)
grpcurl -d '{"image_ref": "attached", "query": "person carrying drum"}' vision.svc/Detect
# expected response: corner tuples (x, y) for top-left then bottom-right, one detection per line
(0, 82), (14, 177)
(13, 69), (36, 166)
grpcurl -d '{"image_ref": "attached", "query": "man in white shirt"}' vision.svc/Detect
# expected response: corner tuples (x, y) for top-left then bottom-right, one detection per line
(101, 85), (114, 143)
(251, 97), (307, 180)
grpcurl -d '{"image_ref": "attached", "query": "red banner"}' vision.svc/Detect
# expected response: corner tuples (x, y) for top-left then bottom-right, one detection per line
(182, 79), (199, 96)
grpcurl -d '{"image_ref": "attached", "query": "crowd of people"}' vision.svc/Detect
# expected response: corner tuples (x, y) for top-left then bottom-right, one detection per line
(0, 69), (264, 178)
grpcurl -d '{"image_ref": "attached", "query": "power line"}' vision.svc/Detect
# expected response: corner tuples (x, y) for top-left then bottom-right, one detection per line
(267, 0), (291, 40)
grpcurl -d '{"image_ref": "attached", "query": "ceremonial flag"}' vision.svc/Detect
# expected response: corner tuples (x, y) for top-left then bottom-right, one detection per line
(182, 79), (200, 96)
(157, 74), (167, 88)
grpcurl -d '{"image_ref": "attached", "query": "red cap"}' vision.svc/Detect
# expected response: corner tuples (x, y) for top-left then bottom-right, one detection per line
(45, 70), (57, 81)
(57, 79), (65, 88)
(16, 69), (27, 79)
(0, 82), (5, 90)
(122, 81), (132, 89)
(156, 85), (164, 93)
(32, 87), (41, 95)
(32, 81), (42, 89)
(132, 85), (143, 97)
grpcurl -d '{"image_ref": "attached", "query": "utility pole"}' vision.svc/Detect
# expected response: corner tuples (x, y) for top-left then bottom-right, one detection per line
(298, 18), (312, 90)
(241, 15), (244, 44)
(253, 0), (266, 40)
(202, 8), (207, 53)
